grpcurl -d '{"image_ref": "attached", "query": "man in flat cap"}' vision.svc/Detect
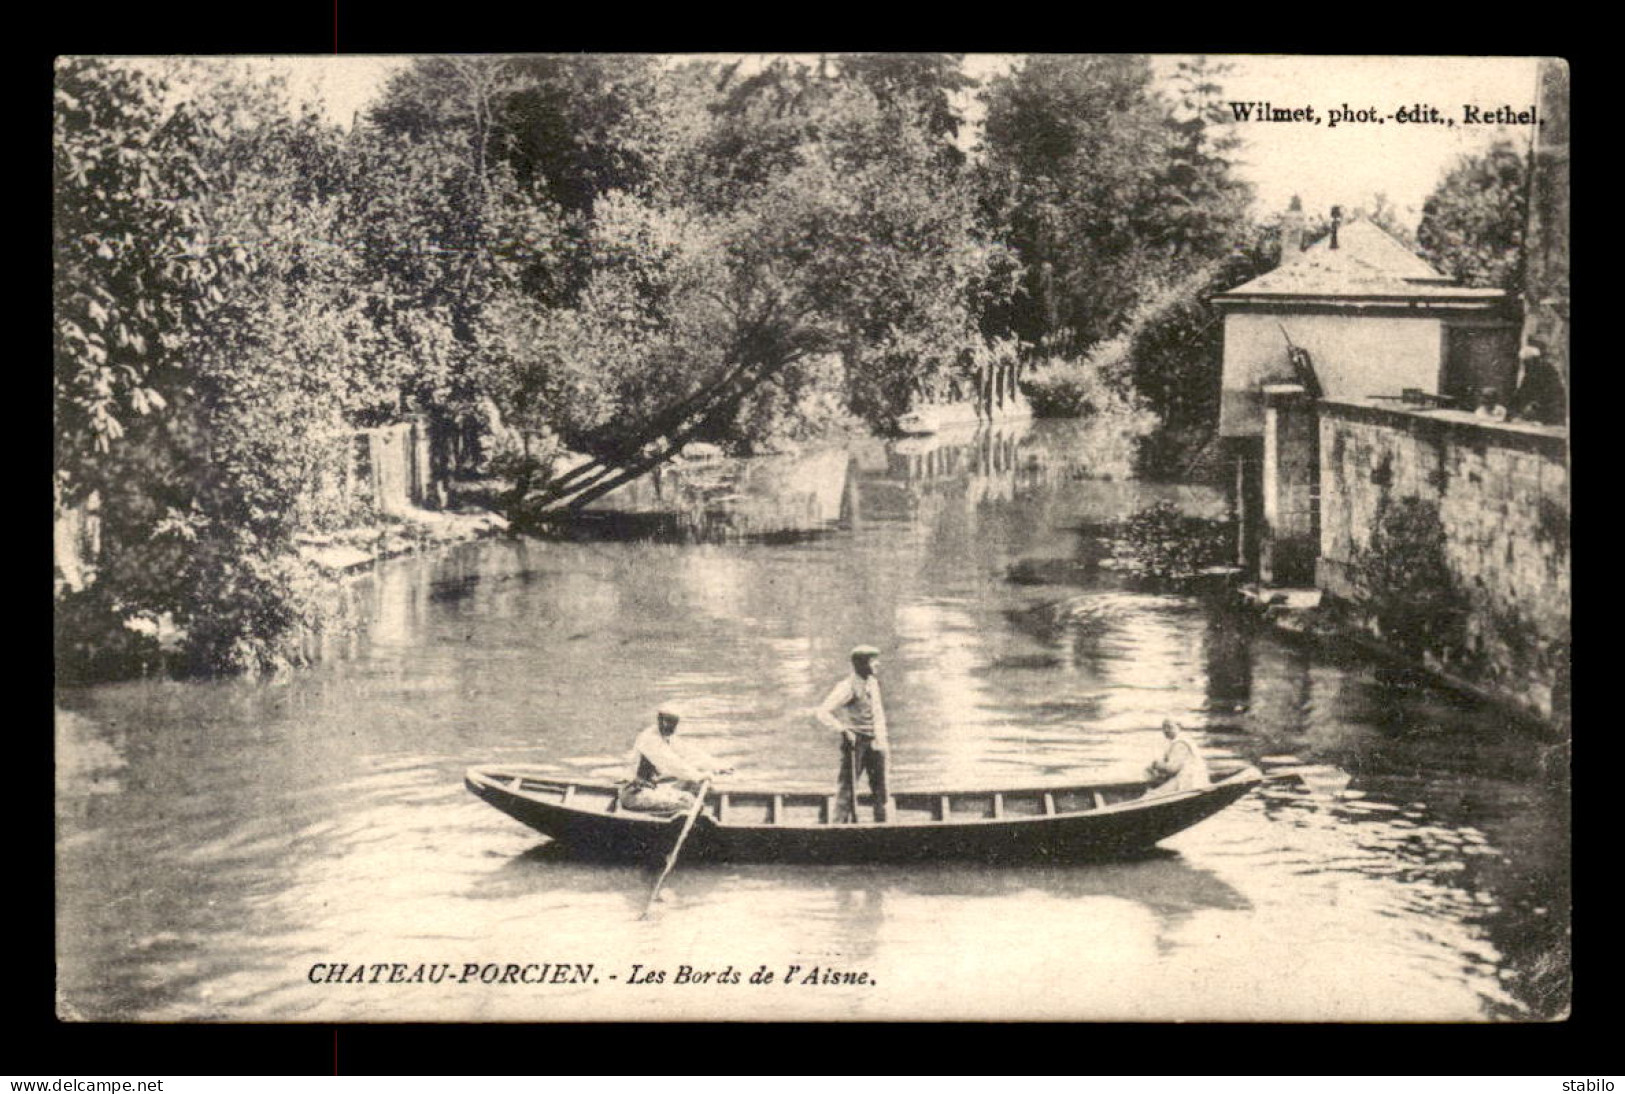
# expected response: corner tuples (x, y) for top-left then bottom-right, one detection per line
(817, 645), (890, 823)
(619, 709), (731, 814)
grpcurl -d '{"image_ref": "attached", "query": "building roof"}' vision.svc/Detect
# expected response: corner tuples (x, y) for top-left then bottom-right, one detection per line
(1215, 218), (1507, 305)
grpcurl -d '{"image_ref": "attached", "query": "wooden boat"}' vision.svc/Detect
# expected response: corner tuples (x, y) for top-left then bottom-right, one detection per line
(464, 764), (1264, 864)
(897, 402), (985, 435)
(897, 399), (1033, 436)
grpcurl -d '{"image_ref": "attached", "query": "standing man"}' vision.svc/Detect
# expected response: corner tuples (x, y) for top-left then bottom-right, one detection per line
(619, 710), (731, 815)
(817, 645), (890, 823)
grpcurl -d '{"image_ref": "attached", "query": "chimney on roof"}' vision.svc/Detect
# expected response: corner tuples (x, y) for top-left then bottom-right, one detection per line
(1330, 205), (1342, 249)
(1281, 196), (1305, 266)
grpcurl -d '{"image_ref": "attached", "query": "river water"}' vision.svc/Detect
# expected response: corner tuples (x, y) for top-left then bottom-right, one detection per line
(54, 420), (1569, 1022)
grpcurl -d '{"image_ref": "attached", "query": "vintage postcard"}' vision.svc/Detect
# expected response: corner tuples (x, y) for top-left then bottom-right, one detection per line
(54, 53), (1569, 1023)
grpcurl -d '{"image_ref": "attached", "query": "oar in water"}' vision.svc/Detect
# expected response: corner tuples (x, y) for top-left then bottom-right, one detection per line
(640, 778), (712, 919)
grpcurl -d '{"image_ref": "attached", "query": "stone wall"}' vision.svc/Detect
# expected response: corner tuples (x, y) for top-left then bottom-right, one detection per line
(1317, 397), (1569, 724)
(1262, 385), (1319, 585)
(355, 420), (437, 518)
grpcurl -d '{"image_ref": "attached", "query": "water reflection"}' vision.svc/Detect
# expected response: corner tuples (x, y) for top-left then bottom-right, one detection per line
(55, 420), (1567, 1022)
(558, 448), (854, 543)
(458, 843), (1253, 1019)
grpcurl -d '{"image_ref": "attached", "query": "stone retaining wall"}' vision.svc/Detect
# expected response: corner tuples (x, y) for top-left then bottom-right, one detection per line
(1317, 398), (1569, 723)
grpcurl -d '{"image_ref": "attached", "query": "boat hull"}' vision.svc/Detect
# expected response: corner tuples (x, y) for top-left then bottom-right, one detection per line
(466, 766), (1262, 864)
(897, 399), (1034, 436)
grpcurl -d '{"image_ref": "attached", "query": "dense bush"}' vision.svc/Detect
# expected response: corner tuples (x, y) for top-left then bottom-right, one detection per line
(1024, 333), (1133, 417)
(1113, 499), (1232, 581)
(1359, 496), (1467, 658)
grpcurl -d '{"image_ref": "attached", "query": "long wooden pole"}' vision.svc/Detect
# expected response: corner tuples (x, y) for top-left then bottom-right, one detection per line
(640, 779), (712, 918)
(846, 735), (859, 824)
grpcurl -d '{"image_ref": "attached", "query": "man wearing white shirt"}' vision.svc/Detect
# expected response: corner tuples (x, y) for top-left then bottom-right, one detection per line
(618, 710), (730, 814)
(1143, 719), (1211, 797)
(817, 645), (890, 823)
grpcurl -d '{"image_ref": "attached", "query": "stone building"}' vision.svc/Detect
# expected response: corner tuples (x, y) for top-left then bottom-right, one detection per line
(1213, 205), (1516, 583)
(1212, 150), (1569, 725)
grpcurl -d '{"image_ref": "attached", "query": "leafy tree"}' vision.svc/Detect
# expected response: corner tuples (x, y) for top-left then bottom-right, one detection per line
(982, 53), (1262, 469)
(56, 59), (386, 675)
(1416, 140), (1528, 292)
(495, 55), (666, 218)
(697, 71), (1010, 433)
(1154, 56), (1254, 263)
(833, 52), (976, 153)
(65, 53), (1291, 678)
(979, 54), (1256, 362)
(672, 56), (832, 212)
(1124, 217), (1282, 436)
(1115, 499), (1231, 581)
(1358, 192), (1417, 247)
(55, 59), (201, 506)
(359, 57), (571, 470)
(980, 54), (1171, 354)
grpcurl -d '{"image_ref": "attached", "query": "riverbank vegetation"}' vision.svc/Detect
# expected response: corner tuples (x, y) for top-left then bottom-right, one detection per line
(1109, 500), (1233, 583)
(55, 54), (1518, 679)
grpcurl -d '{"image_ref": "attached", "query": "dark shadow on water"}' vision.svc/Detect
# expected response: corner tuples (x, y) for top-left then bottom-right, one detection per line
(1020, 697), (1111, 721)
(1005, 543), (1110, 588)
(985, 653), (1069, 672)
(530, 511), (845, 546)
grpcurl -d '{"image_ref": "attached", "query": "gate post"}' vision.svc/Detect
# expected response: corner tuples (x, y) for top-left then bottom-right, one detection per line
(1261, 384), (1320, 585)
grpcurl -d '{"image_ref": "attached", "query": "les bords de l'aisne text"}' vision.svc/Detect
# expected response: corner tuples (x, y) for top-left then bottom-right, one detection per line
(305, 960), (876, 988)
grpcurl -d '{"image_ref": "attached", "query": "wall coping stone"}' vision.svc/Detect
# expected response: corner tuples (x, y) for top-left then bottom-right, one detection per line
(1263, 383), (1309, 405)
(1319, 397), (1568, 461)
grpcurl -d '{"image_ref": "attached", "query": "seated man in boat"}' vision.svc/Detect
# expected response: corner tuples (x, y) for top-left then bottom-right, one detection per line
(1143, 719), (1211, 797)
(619, 710), (731, 815)
(817, 645), (890, 823)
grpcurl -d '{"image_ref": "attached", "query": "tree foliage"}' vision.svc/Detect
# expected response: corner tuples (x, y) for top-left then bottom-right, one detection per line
(1416, 140), (1528, 293)
(978, 54), (1252, 358)
(1114, 499), (1232, 581)
(56, 53), (1277, 680)
(56, 59), (376, 675)
(55, 59), (201, 502)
